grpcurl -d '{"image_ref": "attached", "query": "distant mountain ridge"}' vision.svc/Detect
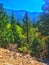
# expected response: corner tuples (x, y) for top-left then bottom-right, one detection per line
(0, 3), (41, 22)
(5, 9), (40, 22)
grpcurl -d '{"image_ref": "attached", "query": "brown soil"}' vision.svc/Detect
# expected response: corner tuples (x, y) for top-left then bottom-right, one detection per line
(0, 48), (46, 65)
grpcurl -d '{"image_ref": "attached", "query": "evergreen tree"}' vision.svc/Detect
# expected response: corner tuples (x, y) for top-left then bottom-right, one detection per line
(22, 12), (36, 54)
(0, 4), (10, 48)
(11, 11), (17, 43)
(37, 0), (49, 35)
(10, 11), (21, 44)
(37, 13), (49, 35)
(31, 37), (40, 57)
(23, 12), (33, 44)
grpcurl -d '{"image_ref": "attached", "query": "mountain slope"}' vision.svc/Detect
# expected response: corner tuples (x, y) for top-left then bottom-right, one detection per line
(5, 9), (40, 22)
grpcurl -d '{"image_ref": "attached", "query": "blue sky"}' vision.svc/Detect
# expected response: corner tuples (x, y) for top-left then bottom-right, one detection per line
(0, 0), (44, 12)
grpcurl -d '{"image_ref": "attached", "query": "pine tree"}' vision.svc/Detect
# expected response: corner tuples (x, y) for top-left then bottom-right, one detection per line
(23, 12), (33, 44)
(0, 4), (10, 48)
(11, 11), (21, 44)
(37, 0), (49, 36)
(22, 12), (36, 54)
(11, 11), (17, 43)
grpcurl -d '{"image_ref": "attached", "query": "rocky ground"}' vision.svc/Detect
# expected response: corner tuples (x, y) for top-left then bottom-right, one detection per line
(0, 48), (47, 65)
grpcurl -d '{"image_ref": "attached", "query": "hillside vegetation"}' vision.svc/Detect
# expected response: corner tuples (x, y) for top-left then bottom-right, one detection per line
(0, 0), (49, 64)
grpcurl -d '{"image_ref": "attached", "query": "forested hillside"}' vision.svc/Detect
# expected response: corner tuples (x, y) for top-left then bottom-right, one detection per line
(0, 0), (49, 63)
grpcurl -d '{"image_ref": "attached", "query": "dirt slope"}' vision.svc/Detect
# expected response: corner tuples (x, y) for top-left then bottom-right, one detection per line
(0, 48), (47, 65)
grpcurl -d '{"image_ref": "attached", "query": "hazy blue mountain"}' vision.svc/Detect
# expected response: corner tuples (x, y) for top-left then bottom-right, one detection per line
(5, 9), (40, 22)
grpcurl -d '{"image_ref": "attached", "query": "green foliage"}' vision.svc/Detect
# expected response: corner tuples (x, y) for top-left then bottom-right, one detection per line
(37, 13), (49, 36)
(23, 12), (33, 44)
(18, 46), (30, 54)
(0, 5), (10, 48)
(0, 41), (9, 49)
(22, 12), (35, 53)
(45, 36), (49, 58)
(0, 5), (49, 59)
(10, 12), (21, 44)
(31, 35), (41, 57)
